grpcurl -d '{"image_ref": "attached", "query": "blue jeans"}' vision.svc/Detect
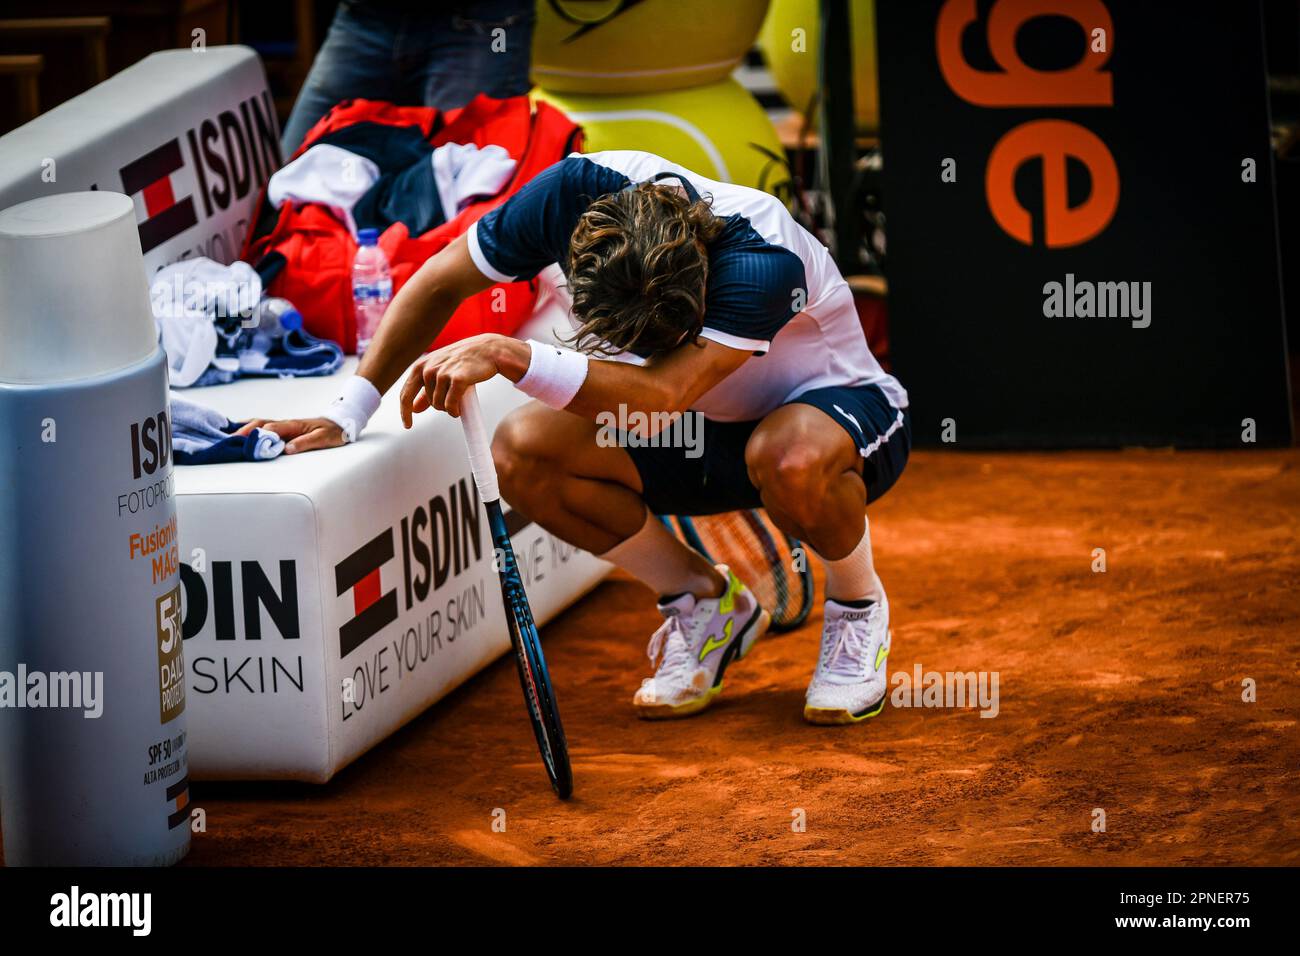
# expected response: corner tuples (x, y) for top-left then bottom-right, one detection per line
(280, 0), (536, 156)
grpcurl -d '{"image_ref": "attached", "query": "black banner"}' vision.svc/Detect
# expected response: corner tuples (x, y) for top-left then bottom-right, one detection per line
(0, 866), (1286, 941)
(876, 0), (1292, 447)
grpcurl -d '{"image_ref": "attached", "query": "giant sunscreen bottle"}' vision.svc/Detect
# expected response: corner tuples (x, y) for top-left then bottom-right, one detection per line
(0, 192), (190, 865)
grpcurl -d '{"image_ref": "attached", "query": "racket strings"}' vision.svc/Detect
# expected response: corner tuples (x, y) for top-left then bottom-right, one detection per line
(683, 510), (809, 630)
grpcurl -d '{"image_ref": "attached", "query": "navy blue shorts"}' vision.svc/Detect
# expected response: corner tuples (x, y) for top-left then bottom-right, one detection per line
(625, 383), (911, 517)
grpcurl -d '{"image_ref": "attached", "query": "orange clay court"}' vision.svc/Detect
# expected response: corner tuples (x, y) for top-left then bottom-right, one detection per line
(181, 448), (1300, 867)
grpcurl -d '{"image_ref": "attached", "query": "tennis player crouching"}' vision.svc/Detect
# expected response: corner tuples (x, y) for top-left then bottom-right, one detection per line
(249, 150), (911, 725)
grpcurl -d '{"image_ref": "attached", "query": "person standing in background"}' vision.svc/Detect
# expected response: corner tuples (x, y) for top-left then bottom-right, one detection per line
(280, 0), (536, 157)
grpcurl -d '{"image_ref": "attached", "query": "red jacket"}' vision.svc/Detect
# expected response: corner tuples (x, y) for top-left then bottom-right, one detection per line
(241, 95), (581, 353)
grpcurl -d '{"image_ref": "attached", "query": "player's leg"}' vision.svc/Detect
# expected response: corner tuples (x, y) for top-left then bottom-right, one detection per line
(279, 2), (403, 156)
(492, 402), (770, 717)
(413, 0), (536, 111)
(744, 403), (875, 569)
(744, 386), (910, 724)
(492, 400), (720, 594)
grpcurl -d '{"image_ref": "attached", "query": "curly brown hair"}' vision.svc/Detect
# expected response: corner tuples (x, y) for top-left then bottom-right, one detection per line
(564, 182), (726, 357)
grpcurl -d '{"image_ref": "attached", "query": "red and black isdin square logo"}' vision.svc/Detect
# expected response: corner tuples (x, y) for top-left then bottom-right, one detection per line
(120, 138), (198, 254)
(334, 530), (399, 659)
(332, 481), (490, 659)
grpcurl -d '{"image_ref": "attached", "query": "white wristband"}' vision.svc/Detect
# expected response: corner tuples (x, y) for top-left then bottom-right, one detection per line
(322, 375), (382, 443)
(516, 339), (588, 409)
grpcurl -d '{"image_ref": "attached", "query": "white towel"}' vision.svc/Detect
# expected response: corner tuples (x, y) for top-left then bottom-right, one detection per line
(268, 143), (381, 237)
(150, 258), (262, 387)
(432, 142), (517, 217)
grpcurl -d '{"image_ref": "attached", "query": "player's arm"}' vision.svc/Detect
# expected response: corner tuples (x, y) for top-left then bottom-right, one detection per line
(237, 235), (491, 452)
(399, 332), (750, 423)
(570, 337), (751, 424)
(247, 157), (599, 452)
(354, 235), (491, 395)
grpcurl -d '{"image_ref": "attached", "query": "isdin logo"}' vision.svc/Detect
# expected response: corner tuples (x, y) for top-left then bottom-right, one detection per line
(130, 410), (172, 480)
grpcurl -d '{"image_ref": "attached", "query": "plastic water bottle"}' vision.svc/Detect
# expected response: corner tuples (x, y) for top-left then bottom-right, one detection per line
(352, 228), (392, 355)
(251, 297), (303, 336)
(248, 297), (303, 353)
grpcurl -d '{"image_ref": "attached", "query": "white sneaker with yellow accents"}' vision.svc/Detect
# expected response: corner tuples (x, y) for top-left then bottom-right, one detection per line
(804, 592), (892, 725)
(632, 565), (770, 719)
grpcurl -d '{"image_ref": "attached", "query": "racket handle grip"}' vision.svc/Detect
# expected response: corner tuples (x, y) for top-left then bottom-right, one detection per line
(458, 385), (500, 504)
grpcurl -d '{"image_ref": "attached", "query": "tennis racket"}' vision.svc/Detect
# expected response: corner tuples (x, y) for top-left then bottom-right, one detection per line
(459, 386), (573, 799)
(665, 510), (814, 631)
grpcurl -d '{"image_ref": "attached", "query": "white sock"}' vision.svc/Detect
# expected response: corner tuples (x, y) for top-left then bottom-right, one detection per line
(816, 515), (883, 604)
(598, 511), (719, 600)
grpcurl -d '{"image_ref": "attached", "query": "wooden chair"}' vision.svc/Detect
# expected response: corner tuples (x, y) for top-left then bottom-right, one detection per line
(0, 54), (43, 125)
(0, 17), (111, 85)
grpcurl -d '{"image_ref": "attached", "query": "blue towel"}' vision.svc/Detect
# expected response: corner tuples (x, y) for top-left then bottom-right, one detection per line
(200, 323), (345, 387)
(170, 393), (285, 465)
